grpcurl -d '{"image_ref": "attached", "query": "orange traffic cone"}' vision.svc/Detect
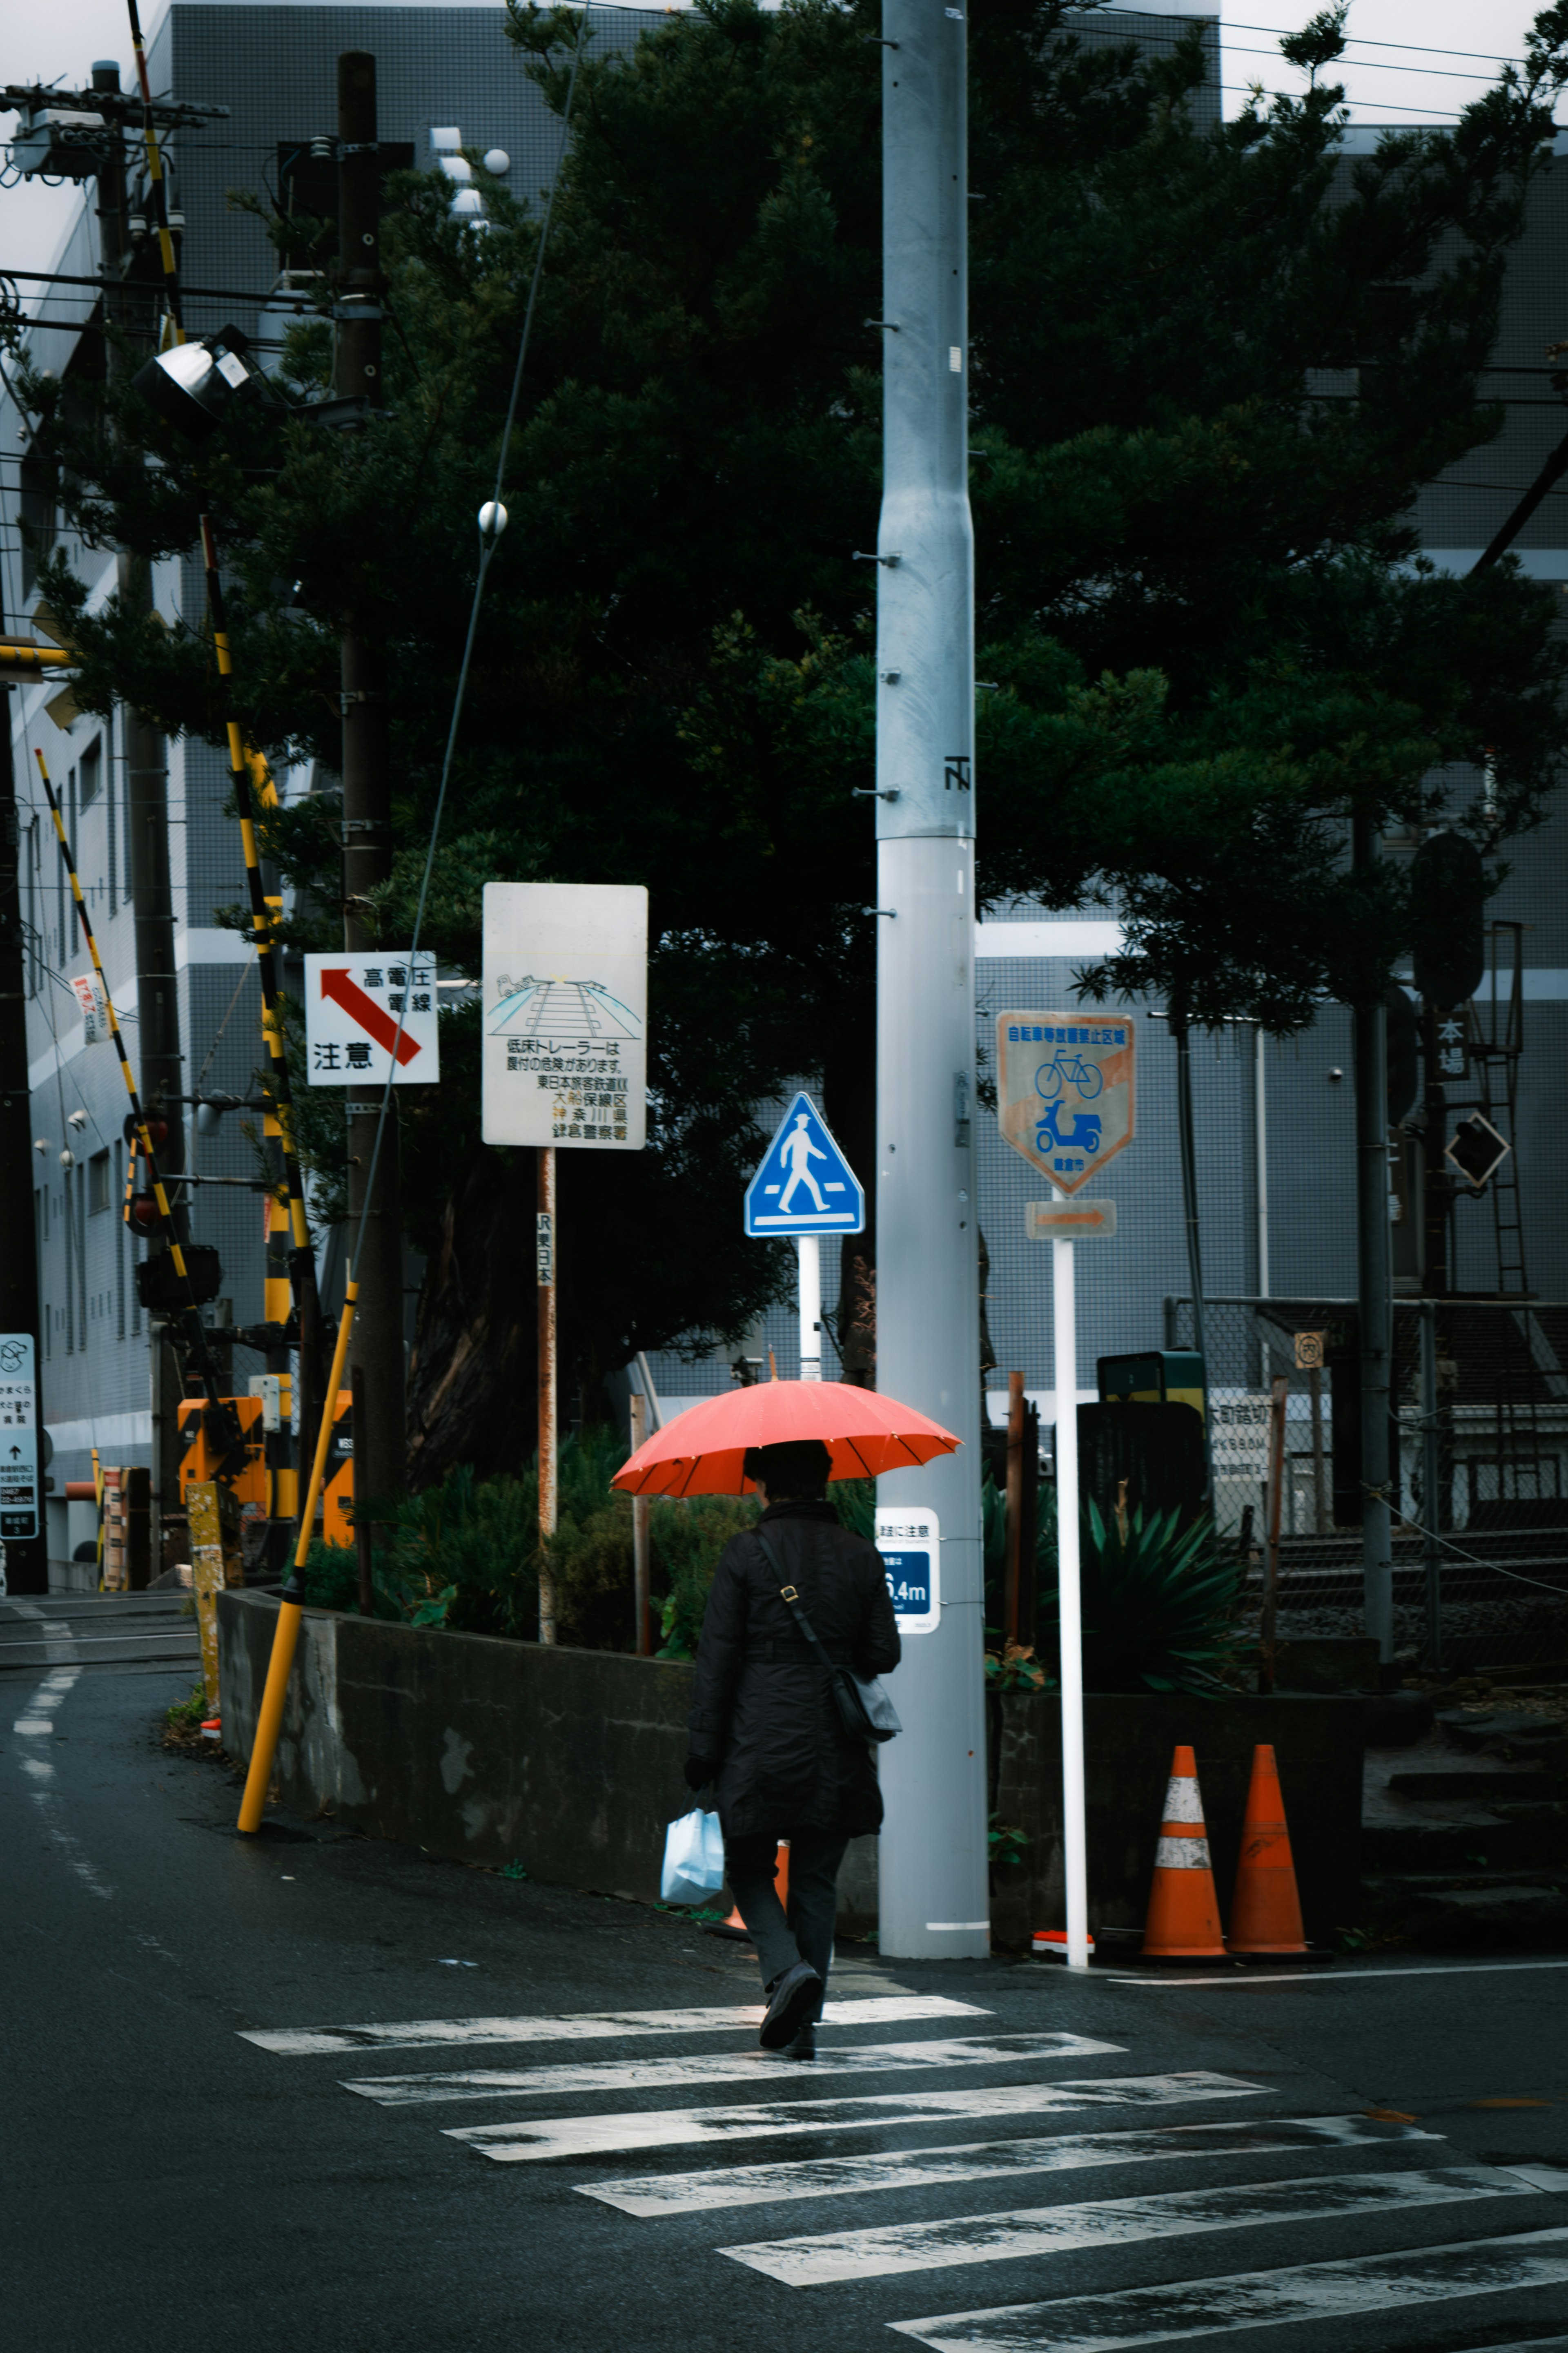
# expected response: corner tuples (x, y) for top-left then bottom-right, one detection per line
(713, 1841), (789, 1939)
(1142, 1745), (1227, 1959)
(1227, 1744), (1308, 1956)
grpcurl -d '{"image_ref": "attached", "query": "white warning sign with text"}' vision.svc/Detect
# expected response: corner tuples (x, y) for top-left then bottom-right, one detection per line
(481, 883), (648, 1150)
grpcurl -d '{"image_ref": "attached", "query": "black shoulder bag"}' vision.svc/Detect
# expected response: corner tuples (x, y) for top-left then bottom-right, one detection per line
(755, 1530), (901, 1744)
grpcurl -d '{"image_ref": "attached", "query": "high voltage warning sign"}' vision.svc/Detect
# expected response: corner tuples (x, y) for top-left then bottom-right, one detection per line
(304, 953), (440, 1085)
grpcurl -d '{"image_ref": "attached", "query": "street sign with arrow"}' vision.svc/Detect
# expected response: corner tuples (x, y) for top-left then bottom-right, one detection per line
(304, 952), (439, 1086)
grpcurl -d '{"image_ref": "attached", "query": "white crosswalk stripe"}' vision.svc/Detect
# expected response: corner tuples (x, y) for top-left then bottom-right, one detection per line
(343, 2030), (1125, 2107)
(720, 2166), (1532, 2287)
(446, 2072), (1264, 2163)
(886, 2226), (1568, 2350)
(238, 1993), (989, 2056)
(578, 2114), (1443, 2218)
(235, 1996), (1568, 2349)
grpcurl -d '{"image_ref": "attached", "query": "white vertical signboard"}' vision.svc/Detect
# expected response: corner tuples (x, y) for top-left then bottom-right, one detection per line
(481, 884), (648, 1150)
(0, 1334), (40, 1541)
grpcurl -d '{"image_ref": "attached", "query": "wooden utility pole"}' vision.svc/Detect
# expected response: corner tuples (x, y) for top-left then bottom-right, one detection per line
(0, 665), (45, 1594)
(336, 51), (405, 1527)
(90, 57), (189, 1571)
(629, 1389), (650, 1655)
(537, 1146), (557, 1641)
(1004, 1371), (1026, 1645)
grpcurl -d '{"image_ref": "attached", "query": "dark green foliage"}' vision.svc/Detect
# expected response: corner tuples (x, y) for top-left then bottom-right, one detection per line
(24, 0), (1568, 1413)
(1036, 1501), (1244, 1695)
(653, 1492), (763, 1658)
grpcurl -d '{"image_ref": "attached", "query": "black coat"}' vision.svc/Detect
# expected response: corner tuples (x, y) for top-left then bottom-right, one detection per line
(687, 1501), (902, 1842)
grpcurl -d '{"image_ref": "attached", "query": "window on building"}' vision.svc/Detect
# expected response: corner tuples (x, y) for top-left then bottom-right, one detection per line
(19, 453), (54, 601)
(75, 1165), (87, 1346)
(80, 736), (101, 810)
(89, 1149), (110, 1214)
(63, 1176), (74, 1354)
(24, 820), (39, 995)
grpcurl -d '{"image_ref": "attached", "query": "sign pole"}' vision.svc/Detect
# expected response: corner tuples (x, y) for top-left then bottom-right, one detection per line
(796, 1236), (821, 1382)
(1053, 1236), (1090, 1970)
(537, 1145), (557, 1642)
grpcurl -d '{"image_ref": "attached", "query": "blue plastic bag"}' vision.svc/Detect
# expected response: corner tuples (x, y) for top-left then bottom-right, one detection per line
(661, 1806), (725, 1905)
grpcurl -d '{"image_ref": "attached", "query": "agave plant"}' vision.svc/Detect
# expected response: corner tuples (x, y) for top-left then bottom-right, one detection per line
(1037, 1500), (1242, 1696)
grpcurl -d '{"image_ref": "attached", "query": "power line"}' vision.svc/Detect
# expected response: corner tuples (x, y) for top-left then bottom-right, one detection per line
(1097, 9), (1530, 70)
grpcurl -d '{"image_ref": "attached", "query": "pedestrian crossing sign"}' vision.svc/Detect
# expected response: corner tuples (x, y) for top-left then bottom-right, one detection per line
(744, 1093), (865, 1238)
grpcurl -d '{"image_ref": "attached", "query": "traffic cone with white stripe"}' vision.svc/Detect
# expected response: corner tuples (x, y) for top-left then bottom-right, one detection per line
(1141, 1744), (1227, 1959)
(1226, 1744), (1308, 1956)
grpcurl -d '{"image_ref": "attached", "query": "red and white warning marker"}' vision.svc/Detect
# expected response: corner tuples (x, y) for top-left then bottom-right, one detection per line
(304, 952), (440, 1086)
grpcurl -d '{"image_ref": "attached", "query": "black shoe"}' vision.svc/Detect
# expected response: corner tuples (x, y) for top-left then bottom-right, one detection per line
(758, 1962), (822, 2051)
(786, 2020), (817, 2061)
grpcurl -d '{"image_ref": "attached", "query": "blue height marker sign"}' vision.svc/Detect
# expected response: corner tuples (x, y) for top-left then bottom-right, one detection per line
(875, 1505), (940, 1636)
(744, 1092), (865, 1238)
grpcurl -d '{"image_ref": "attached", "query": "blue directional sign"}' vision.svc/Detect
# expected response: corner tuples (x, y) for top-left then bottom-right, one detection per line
(744, 1092), (865, 1238)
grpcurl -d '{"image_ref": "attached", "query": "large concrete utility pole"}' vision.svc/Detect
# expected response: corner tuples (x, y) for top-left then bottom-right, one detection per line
(335, 50), (405, 1517)
(874, 0), (988, 1959)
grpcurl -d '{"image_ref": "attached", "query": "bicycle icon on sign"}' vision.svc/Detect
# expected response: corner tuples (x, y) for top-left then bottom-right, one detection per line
(1034, 1051), (1103, 1103)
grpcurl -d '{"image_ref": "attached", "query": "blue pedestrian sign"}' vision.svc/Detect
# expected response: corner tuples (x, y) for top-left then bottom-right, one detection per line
(744, 1092), (865, 1238)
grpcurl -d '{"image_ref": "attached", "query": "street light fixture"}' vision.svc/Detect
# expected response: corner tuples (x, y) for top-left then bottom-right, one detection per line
(132, 326), (268, 443)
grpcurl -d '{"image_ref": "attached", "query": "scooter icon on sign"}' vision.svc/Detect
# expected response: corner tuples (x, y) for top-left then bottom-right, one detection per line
(1036, 1098), (1102, 1158)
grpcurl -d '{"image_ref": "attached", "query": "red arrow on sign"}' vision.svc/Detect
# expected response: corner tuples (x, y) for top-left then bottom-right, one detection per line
(319, 967), (423, 1065)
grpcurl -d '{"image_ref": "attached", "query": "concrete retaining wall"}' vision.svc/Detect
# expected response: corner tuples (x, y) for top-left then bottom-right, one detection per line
(219, 1594), (1365, 1938)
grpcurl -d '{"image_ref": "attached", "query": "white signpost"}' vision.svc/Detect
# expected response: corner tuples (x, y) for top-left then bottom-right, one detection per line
(998, 1011), (1137, 1970)
(743, 1092), (864, 1382)
(481, 885), (649, 1635)
(480, 883), (648, 1151)
(0, 1334), (40, 1544)
(304, 951), (440, 1086)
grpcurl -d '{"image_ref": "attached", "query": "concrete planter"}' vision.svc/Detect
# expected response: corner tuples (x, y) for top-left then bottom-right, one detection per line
(219, 1594), (1363, 1940)
(989, 1690), (1366, 1949)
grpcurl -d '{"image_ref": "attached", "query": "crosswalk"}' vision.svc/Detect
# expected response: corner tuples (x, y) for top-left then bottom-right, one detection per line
(238, 1989), (1568, 2349)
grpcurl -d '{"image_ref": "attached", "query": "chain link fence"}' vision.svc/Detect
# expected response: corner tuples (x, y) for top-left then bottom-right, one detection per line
(1167, 1297), (1568, 1673)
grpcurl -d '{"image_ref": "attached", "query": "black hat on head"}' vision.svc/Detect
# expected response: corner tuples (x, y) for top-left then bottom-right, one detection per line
(742, 1439), (833, 1499)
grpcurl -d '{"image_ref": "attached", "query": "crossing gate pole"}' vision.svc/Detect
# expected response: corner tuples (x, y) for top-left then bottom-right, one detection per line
(873, 0), (988, 1960)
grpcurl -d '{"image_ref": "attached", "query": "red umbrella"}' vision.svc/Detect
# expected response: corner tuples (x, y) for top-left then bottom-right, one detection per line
(610, 1380), (961, 1499)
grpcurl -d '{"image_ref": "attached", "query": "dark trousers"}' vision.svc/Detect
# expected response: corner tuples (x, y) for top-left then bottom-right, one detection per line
(725, 1826), (849, 2003)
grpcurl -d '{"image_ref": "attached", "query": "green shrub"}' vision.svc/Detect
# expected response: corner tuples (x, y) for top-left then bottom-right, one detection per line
(1036, 1500), (1242, 1696)
(653, 1492), (760, 1657)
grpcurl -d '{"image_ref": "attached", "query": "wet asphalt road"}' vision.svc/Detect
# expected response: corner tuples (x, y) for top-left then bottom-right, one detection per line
(3, 1652), (1566, 2353)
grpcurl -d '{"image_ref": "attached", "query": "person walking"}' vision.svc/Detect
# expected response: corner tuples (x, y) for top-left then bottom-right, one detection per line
(685, 1437), (901, 2059)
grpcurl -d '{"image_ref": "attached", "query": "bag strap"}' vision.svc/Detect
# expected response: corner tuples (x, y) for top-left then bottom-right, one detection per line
(754, 1529), (835, 1667)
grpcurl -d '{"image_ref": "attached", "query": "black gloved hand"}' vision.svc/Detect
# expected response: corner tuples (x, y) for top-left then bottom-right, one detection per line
(684, 1755), (718, 1793)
